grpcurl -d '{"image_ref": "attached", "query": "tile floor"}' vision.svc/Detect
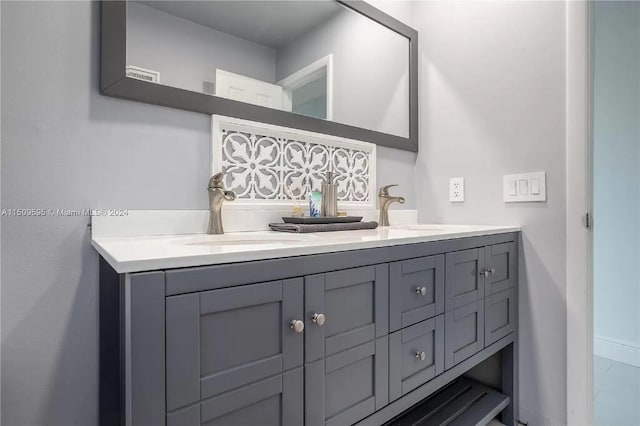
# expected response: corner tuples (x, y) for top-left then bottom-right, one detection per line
(594, 356), (640, 426)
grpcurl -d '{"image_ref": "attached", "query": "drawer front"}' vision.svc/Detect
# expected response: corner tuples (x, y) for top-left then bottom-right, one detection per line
(389, 255), (445, 332)
(306, 338), (388, 426)
(484, 242), (516, 295)
(165, 279), (303, 412)
(167, 368), (303, 426)
(485, 287), (517, 345)
(444, 300), (485, 370)
(389, 316), (444, 401)
(305, 265), (389, 362)
(445, 248), (485, 311)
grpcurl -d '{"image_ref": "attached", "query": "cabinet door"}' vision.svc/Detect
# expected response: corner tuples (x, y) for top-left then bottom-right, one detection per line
(445, 248), (485, 311)
(166, 368), (303, 426)
(389, 255), (445, 332)
(389, 315), (444, 401)
(305, 265), (388, 362)
(305, 338), (389, 426)
(485, 287), (517, 346)
(165, 279), (303, 412)
(444, 300), (485, 370)
(484, 242), (516, 295)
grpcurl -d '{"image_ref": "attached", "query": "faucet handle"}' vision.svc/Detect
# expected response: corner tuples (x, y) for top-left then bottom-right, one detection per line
(379, 184), (399, 197)
(208, 172), (226, 189)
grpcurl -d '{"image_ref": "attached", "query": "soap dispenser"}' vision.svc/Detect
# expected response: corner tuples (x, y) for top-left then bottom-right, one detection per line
(321, 171), (338, 217)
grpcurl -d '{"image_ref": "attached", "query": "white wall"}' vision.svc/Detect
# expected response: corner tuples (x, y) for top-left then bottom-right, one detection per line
(593, 1), (640, 356)
(0, 2), (416, 425)
(127, 2), (277, 92)
(412, 2), (567, 425)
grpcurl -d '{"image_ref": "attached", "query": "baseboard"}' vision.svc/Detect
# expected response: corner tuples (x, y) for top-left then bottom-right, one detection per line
(594, 337), (640, 367)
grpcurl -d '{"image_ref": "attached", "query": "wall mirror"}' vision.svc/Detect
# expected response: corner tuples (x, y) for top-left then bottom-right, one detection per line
(101, 1), (418, 151)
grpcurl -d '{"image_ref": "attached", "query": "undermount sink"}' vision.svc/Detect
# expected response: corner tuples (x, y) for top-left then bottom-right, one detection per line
(170, 234), (312, 246)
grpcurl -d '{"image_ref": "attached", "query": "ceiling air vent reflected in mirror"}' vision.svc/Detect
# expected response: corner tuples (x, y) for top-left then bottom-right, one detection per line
(125, 65), (160, 83)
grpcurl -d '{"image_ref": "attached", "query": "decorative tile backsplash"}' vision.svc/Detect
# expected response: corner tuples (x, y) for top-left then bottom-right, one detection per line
(211, 116), (376, 208)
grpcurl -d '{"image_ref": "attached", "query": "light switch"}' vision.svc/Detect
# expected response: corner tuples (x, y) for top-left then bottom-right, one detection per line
(518, 179), (529, 195)
(531, 178), (540, 195)
(503, 171), (546, 203)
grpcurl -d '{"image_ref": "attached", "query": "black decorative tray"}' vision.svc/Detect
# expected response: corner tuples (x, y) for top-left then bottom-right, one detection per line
(282, 216), (363, 224)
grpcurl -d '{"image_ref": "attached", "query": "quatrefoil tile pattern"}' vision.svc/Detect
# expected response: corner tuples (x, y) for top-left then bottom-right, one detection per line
(211, 116), (376, 207)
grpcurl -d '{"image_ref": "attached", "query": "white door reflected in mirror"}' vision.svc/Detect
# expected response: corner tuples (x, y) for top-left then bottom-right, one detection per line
(215, 69), (285, 110)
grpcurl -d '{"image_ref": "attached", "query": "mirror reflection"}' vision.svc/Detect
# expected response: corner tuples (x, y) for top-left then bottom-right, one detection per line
(126, 0), (410, 138)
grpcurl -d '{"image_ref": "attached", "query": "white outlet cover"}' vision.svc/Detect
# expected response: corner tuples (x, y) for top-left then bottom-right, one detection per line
(450, 177), (465, 202)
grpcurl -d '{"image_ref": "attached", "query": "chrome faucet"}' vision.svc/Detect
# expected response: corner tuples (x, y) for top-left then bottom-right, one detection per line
(378, 184), (405, 226)
(207, 172), (236, 234)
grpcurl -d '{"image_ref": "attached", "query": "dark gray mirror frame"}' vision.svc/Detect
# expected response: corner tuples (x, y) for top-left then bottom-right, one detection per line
(100, 0), (418, 152)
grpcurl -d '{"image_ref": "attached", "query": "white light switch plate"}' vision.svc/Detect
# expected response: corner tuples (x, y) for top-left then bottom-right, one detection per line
(503, 172), (546, 202)
(450, 177), (465, 202)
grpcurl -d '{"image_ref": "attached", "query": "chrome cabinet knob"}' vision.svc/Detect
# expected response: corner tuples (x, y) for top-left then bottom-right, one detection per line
(312, 313), (326, 326)
(416, 286), (427, 296)
(479, 269), (490, 278)
(415, 351), (426, 361)
(290, 319), (305, 333)
(489, 268), (496, 275)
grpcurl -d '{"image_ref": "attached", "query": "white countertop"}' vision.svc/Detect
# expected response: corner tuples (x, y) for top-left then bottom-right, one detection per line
(92, 224), (520, 273)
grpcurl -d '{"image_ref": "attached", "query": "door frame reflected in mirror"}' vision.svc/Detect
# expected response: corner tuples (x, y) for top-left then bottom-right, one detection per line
(279, 54), (333, 121)
(100, 0), (418, 152)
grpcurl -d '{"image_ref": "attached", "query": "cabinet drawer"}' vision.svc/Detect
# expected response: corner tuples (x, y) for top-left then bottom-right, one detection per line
(445, 248), (485, 311)
(165, 279), (304, 411)
(485, 287), (516, 346)
(389, 315), (444, 401)
(485, 242), (516, 295)
(167, 368), (303, 426)
(306, 338), (389, 426)
(389, 255), (444, 332)
(444, 300), (484, 370)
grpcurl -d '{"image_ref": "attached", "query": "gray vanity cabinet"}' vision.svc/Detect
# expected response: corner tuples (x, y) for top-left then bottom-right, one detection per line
(444, 299), (485, 370)
(443, 242), (516, 370)
(165, 279), (304, 424)
(389, 255), (445, 332)
(304, 265), (389, 362)
(389, 315), (445, 401)
(99, 232), (520, 426)
(485, 287), (517, 346)
(305, 338), (389, 426)
(445, 248), (486, 311)
(168, 368), (303, 426)
(304, 265), (390, 426)
(484, 242), (517, 296)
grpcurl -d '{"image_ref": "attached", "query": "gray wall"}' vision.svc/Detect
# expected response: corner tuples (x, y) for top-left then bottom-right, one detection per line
(593, 2), (640, 351)
(0, 1), (415, 425)
(127, 2), (277, 92)
(412, 2), (567, 425)
(276, 5), (410, 138)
